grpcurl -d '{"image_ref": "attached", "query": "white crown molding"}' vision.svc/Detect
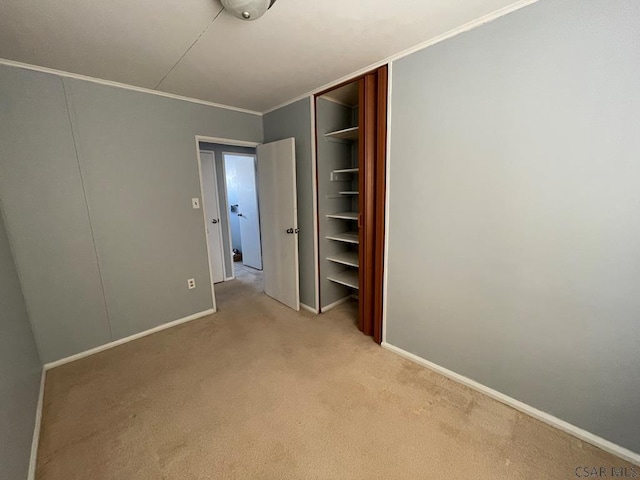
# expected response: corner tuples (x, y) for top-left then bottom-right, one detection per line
(0, 58), (263, 117)
(261, 0), (540, 114)
(2, 0), (539, 117)
(382, 342), (640, 467)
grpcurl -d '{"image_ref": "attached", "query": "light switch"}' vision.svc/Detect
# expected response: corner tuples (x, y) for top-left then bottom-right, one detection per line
(192, 198), (200, 209)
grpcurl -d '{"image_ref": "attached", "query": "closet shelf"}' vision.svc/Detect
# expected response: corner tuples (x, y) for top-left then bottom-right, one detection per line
(326, 212), (358, 221)
(325, 126), (359, 141)
(326, 231), (359, 244)
(330, 168), (359, 182)
(327, 270), (359, 290)
(327, 251), (359, 268)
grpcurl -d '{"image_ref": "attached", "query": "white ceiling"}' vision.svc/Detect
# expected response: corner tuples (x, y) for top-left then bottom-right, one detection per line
(0, 0), (523, 112)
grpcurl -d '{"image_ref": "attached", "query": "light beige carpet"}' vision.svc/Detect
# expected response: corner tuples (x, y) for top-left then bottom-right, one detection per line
(37, 266), (633, 479)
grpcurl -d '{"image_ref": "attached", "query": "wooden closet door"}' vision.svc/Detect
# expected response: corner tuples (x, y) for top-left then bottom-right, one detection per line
(373, 65), (388, 344)
(358, 74), (376, 336)
(358, 66), (388, 343)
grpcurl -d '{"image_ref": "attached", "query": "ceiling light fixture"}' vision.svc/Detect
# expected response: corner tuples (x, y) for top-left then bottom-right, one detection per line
(220, 0), (277, 21)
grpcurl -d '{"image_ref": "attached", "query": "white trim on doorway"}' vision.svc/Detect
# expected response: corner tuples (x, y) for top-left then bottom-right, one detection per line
(0, 59), (263, 117)
(381, 62), (393, 345)
(194, 136), (261, 307)
(218, 153), (235, 281)
(195, 136), (260, 148)
(309, 96), (320, 314)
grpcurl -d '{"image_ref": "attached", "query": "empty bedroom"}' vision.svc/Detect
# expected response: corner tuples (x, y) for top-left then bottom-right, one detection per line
(0, 0), (638, 478)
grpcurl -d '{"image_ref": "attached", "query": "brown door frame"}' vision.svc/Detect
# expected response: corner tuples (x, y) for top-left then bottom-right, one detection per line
(358, 66), (387, 343)
(373, 65), (388, 344)
(358, 74), (375, 336)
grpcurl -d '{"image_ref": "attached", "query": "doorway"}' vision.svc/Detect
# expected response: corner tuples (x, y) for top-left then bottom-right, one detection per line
(198, 141), (259, 286)
(223, 153), (263, 273)
(196, 135), (301, 313)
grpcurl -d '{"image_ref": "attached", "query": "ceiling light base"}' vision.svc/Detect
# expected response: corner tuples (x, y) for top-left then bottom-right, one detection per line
(220, 0), (276, 21)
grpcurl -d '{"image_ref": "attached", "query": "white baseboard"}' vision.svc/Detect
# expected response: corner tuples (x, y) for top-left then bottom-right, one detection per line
(44, 309), (215, 370)
(300, 303), (318, 314)
(27, 368), (46, 480)
(320, 296), (352, 313)
(381, 342), (640, 466)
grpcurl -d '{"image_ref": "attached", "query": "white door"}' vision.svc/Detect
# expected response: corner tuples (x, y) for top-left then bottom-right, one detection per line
(256, 138), (300, 311)
(224, 154), (263, 270)
(200, 151), (226, 284)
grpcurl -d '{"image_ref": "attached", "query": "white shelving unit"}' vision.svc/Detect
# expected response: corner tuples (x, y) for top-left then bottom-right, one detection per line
(325, 126), (359, 141)
(327, 251), (359, 268)
(327, 270), (359, 290)
(326, 211), (358, 221)
(326, 231), (359, 244)
(331, 168), (359, 182)
(318, 84), (362, 310)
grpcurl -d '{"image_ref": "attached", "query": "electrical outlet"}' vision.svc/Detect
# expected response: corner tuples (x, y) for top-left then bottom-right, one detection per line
(187, 278), (196, 289)
(192, 198), (200, 209)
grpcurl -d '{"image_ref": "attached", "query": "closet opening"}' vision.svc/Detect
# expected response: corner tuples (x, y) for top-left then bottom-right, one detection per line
(316, 81), (360, 316)
(314, 65), (388, 343)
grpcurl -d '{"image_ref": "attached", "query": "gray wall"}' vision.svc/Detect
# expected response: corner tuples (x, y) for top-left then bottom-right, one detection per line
(0, 67), (112, 362)
(386, 0), (640, 453)
(0, 210), (42, 479)
(199, 142), (257, 277)
(0, 64), (262, 362)
(263, 99), (316, 309)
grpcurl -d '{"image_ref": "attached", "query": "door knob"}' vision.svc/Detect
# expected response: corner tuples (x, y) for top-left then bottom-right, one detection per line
(212, 219), (219, 224)
(238, 213), (244, 217)
(286, 228), (294, 234)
